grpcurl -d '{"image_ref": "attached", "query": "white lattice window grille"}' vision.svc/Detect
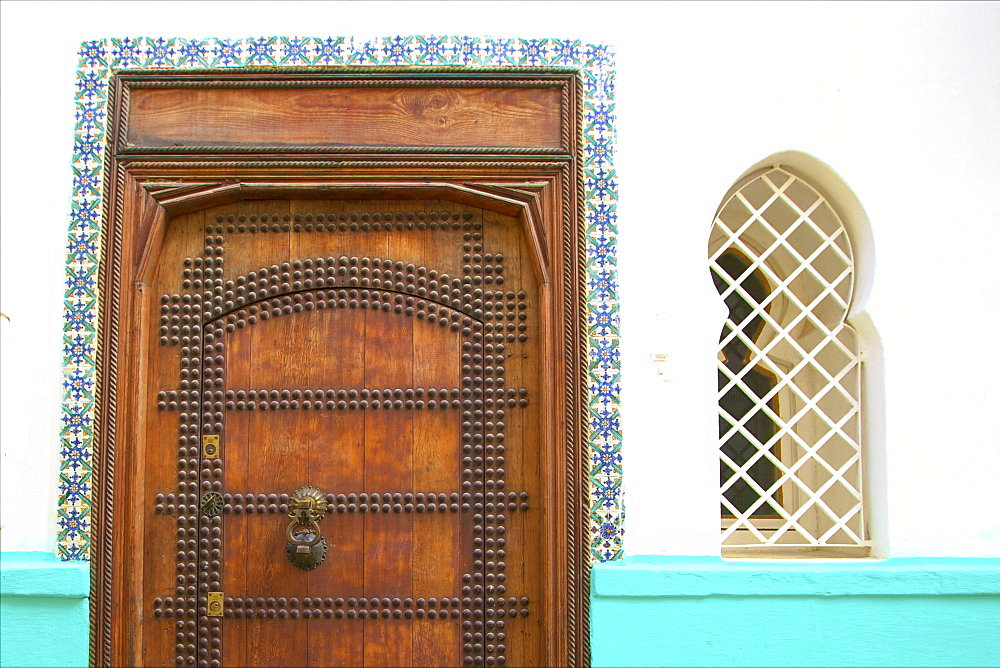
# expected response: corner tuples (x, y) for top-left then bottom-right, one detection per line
(709, 167), (866, 555)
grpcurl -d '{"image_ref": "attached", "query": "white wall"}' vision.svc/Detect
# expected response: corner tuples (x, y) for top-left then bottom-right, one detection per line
(2, 1), (998, 558)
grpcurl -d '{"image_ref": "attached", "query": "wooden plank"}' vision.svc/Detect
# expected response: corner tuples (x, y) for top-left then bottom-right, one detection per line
(229, 209), (306, 668)
(298, 303), (366, 668)
(214, 200), (261, 668)
(219, 317), (250, 668)
(127, 86), (563, 149)
(411, 316), (463, 667)
(363, 306), (414, 667)
(403, 201), (464, 666)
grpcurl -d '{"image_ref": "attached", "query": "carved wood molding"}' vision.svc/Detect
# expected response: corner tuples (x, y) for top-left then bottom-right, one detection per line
(139, 180), (554, 285)
(120, 69), (577, 154)
(120, 145), (569, 155)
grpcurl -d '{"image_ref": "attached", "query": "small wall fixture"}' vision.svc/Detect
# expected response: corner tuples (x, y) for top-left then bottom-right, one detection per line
(651, 353), (671, 382)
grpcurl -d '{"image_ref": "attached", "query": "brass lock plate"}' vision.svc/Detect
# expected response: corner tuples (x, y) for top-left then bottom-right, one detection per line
(207, 592), (223, 617)
(202, 435), (220, 459)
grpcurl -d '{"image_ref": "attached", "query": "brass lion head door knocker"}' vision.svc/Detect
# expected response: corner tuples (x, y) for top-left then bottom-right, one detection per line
(285, 486), (328, 570)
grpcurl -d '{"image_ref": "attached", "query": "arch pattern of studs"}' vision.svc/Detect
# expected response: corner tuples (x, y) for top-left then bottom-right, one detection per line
(154, 209), (532, 667)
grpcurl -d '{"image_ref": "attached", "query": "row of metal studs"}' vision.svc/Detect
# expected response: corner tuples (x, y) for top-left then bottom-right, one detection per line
(172, 399), (486, 418)
(470, 231), (528, 667)
(161, 394), (529, 412)
(157, 501), (532, 515)
(466, 230), (507, 667)
(222, 595), (529, 609)
(157, 387), (530, 411)
(197, 230), (226, 668)
(155, 491), (530, 515)
(217, 211), (474, 223)
(228, 397), (466, 411)
(181, 265), (525, 332)
(461, 233), (489, 667)
(216, 290), (480, 335)
(223, 258), (479, 309)
(213, 258), (489, 314)
(224, 608), (462, 619)
(157, 596), (525, 618)
(212, 210), (479, 233)
(166, 269), (202, 668)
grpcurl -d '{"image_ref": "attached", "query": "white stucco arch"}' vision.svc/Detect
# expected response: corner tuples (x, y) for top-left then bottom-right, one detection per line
(711, 151), (888, 556)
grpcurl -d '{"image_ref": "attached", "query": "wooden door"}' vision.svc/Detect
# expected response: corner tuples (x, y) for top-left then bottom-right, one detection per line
(142, 198), (544, 666)
(93, 71), (588, 667)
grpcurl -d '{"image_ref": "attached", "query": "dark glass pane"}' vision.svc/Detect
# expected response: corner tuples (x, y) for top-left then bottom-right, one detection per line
(715, 251), (781, 517)
(720, 368), (781, 516)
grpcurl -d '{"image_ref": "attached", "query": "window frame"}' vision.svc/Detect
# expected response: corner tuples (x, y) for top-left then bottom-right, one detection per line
(710, 165), (870, 558)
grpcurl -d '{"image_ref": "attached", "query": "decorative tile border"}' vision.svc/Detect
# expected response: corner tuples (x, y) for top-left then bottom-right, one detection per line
(60, 36), (620, 562)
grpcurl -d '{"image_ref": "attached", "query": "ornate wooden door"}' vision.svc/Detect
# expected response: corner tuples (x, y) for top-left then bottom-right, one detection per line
(93, 71), (588, 667)
(142, 198), (543, 666)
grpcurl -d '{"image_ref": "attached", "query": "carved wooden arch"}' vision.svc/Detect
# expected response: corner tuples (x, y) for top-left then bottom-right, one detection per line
(92, 69), (588, 667)
(138, 182), (553, 288)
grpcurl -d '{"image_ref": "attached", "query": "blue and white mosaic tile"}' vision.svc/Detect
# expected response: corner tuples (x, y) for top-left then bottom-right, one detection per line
(61, 35), (620, 562)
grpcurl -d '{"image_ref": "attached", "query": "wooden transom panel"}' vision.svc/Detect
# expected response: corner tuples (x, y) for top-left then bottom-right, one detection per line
(126, 85), (564, 149)
(143, 199), (544, 666)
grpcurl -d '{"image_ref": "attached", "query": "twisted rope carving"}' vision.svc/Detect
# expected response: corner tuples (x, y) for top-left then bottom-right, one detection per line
(123, 160), (569, 170)
(91, 158), (126, 667)
(126, 76), (570, 89)
(93, 78), (131, 665)
(119, 145), (566, 155)
(561, 81), (572, 153)
(575, 76), (593, 667)
(559, 159), (583, 667)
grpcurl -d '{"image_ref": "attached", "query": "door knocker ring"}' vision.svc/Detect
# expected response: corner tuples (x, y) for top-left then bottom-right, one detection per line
(284, 486), (328, 571)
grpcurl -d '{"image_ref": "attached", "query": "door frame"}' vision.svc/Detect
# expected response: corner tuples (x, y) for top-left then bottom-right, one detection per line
(89, 69), (590, 666)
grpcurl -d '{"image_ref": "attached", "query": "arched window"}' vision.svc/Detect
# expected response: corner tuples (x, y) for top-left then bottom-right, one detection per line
(709, 166), (866, 555)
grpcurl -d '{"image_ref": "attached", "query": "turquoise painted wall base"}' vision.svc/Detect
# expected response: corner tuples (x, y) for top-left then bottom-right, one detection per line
(3, 552), (999, 667)
(0, 552), (89, 668)
(591, 556), (1000, 668)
